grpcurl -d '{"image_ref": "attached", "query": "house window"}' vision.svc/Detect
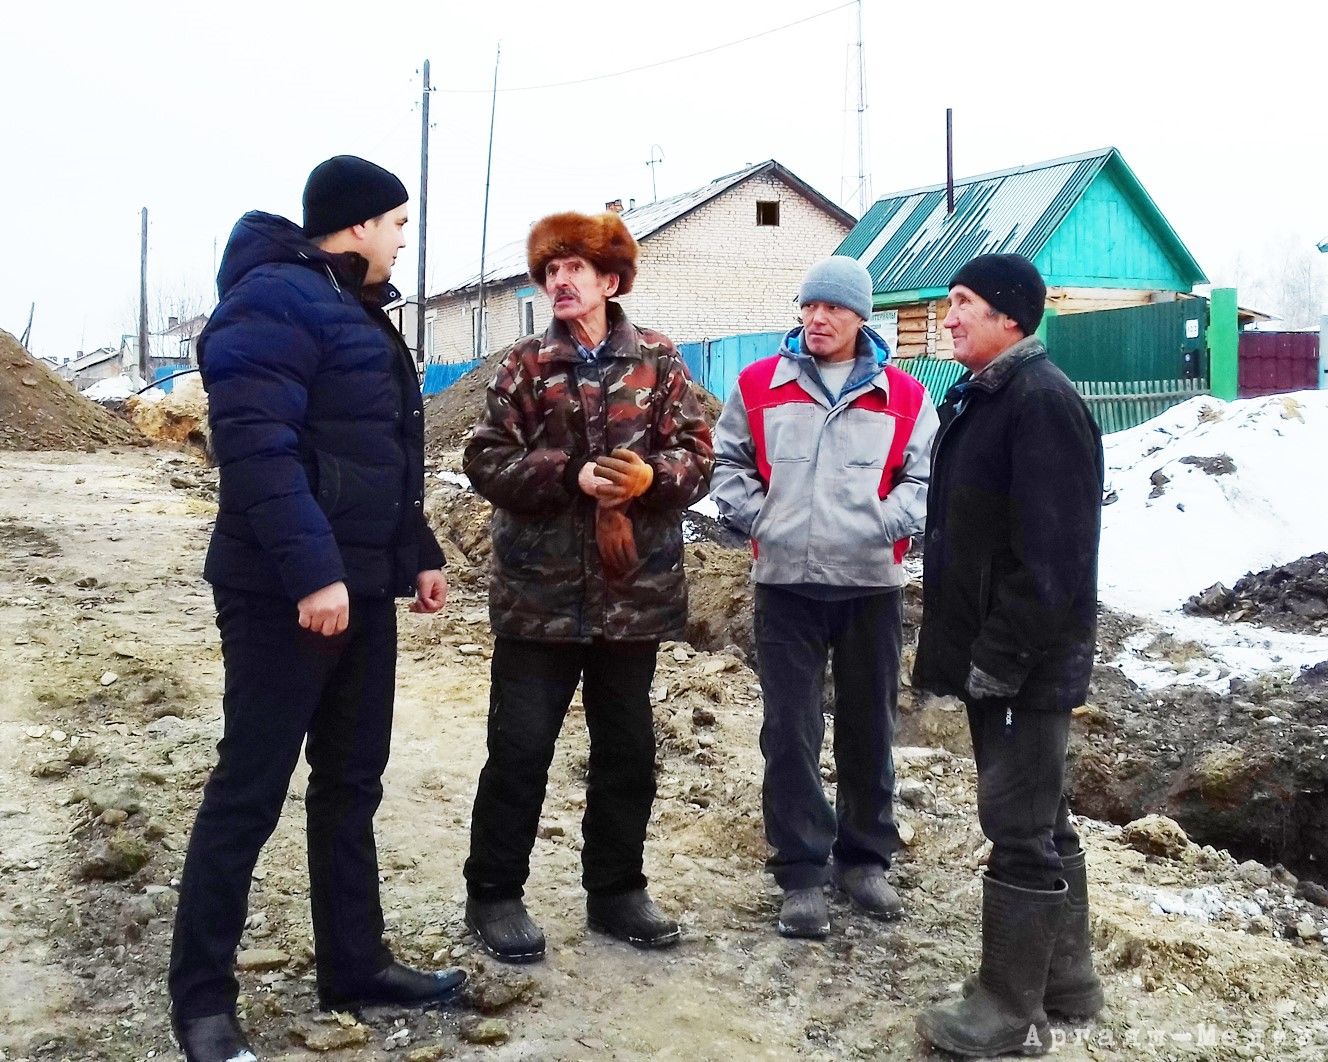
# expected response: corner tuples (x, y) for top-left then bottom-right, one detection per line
(518, 294), (536, 336)
(425, 314), (440, 361)
(471, 307), (489, 358)
(756, 200), (781, 226)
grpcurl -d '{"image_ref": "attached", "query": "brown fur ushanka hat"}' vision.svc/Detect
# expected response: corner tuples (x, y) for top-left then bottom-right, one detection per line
(527, 211), (639, 296)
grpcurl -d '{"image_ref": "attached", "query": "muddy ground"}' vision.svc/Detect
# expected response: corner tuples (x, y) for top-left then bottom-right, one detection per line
(2, 448), (1328, 1061)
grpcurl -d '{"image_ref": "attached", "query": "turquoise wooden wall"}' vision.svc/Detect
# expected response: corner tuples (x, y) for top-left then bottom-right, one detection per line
(1035, 168), (1189, 290)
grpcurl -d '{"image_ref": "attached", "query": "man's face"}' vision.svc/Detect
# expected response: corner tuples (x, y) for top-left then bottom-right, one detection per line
(944, 284), (1023, 370)
(359, 204), (409, 284)
(800, 300), (862, 361)
(543, 256), (618, 323)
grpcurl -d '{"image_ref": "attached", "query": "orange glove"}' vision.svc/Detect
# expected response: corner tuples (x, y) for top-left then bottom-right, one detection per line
(593, 449), (654, 505)
(595, 504), (639, 578)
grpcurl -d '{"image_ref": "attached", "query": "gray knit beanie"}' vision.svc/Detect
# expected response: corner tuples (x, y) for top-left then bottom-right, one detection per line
(799, 256), (873, 319)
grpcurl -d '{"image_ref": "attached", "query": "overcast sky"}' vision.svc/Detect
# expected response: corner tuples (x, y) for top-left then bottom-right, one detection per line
(2, 0), (1324, 359)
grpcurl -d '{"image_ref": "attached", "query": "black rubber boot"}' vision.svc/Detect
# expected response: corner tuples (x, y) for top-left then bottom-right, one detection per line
(171, 1012), (258, 1062)
(465, 897), (546, 964)
(1042, 850), (1104, 1017)
(318, 960), (466, 1012)
(960, 851), (1104, 1018)
(916, 875), (1067, 1057)
(586, 889), (681, 949)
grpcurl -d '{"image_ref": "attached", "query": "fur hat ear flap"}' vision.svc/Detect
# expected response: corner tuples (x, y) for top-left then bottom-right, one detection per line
(527, 211), (639, 296)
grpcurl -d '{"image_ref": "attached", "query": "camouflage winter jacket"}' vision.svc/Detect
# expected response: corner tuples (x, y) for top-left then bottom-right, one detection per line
(463, 302), (714, 642)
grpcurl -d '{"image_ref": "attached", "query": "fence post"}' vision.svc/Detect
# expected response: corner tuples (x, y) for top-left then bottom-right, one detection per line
(1207, 288), (1238, 401)
(1036, 306), (1058, 349)
(1320, 315), (1328, 390)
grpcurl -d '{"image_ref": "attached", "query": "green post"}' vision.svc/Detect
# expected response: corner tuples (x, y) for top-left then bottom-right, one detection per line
(1036, 306), (1058, 350)
(1208, 288), (1238, 401)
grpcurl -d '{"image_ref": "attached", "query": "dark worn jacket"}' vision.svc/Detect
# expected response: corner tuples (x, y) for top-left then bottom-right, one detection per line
(913, 338), (1103, 711)
(199, 211), (442, 602)
(463, 302), (713, 642)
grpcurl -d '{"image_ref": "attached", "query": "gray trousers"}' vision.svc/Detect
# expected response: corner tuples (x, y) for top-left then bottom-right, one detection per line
(755, 584), (903, 890)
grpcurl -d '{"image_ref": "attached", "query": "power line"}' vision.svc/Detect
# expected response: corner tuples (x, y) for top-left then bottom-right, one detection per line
(434, 1), (855, 95)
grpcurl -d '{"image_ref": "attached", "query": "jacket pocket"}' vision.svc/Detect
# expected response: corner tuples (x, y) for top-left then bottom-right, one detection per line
(764, 405), (818, 463)
(314, 449), (342, 512)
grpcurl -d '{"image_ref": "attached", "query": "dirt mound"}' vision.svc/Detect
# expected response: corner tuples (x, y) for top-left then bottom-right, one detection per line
(123, 376), (210, 460)
(423, 349), (507, 457)
(425, 346), (724, 460)
(1185, 553), (1328, 633)
(0, 329), (144, 451)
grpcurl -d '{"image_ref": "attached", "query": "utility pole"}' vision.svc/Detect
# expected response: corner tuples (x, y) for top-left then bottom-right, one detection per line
(416, 59), (431, 375)
(477, 44), (501, 359)
(647, 145), (665, 203)
(852, 0), (870, 215)
(138, 208), (149, 382)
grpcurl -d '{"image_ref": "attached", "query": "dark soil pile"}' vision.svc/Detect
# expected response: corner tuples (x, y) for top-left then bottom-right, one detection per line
(1184, 553), (1328, 633)
(0, 330), (144, 451)
(424, 345), (723, 461)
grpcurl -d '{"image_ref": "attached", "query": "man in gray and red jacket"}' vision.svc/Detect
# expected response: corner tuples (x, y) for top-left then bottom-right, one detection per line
(712, 256), (937, 939)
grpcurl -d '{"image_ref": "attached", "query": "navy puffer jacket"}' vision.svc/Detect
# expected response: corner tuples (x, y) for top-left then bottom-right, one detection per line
(199, 211), (443, 602)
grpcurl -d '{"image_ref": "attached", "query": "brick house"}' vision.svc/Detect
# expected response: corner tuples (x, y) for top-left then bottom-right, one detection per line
(422, 160), (855, 363)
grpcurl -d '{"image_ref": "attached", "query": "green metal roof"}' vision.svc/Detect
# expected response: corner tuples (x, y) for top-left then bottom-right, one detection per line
(836, 148), (1207, 299)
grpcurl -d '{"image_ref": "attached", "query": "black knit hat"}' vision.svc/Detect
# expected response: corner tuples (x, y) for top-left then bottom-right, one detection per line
(948, 253), (1047, 337)
(302, 156), (409, 238)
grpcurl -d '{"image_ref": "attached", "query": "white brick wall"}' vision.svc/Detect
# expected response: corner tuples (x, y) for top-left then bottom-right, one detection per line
(424, 174), (851, 359)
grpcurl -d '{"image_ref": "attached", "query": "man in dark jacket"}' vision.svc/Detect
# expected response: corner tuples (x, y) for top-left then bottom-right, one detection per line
(169, 157), (464, 1062)
(462, 210), (713, 963)
(913, 254), (1104, 1058)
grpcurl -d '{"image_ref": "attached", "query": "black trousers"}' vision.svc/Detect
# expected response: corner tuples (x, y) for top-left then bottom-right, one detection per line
(169, 588), (396, 1020)
(965, 698), (1081, 891)
(755, 585), (903, 891)
(465, 637), (659, 900)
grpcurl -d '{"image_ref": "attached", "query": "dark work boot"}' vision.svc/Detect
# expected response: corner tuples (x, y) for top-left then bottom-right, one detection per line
(465, 897), (546, 964)
(832, 863), (903, 920)
(960, 851), (1104, 1018)
(318, 960), (466, 1012)
(915, 875), (1067, 1057)
(171, 1012), (258, 1062)
(777, 887), (830, 939)
(586, 889), (681, 949)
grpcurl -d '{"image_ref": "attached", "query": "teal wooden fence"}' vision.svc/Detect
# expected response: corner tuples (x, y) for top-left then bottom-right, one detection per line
(1073, 378), (1209, 433)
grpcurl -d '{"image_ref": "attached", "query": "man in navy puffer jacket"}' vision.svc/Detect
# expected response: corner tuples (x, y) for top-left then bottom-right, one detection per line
(169, 157), (464, 1062)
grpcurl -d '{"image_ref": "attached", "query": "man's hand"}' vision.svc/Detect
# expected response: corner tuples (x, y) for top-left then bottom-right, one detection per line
(593, 449), (655, 505)
(411, 569), (448, 614)
(595, 504), (639, 577)
(577, 460), (613, 498)
(298, 581), (350, 637)
(965, 664), (1021, 701)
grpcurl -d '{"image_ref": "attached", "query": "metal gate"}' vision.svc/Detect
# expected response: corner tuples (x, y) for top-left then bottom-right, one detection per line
(1238, 331), (1319, 398)
(1045, 299), (1208, 382)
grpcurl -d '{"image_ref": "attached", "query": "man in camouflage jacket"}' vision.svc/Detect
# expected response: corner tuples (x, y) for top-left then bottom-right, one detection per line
(461, 209), (713, 963)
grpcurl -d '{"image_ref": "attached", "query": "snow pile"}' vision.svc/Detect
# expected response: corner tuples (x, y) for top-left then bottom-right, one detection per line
(83, 375), (144, 402)
(1099, 391), (1328, 616)
(1143, 885), (1262, 924)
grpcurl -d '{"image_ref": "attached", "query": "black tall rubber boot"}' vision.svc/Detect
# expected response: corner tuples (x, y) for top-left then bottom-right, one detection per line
(1042, 850), (1104, 1017)
(916, 875), (1067, 1058)
(960, 850), (1104, 1018)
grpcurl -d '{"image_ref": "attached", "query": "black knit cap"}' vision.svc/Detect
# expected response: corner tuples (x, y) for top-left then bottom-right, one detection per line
(948, 253), (1047, 337)
(302, 155), (409, 238)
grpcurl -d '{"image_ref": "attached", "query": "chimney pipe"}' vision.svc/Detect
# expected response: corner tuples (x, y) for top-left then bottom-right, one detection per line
(946, 108), (955, 215)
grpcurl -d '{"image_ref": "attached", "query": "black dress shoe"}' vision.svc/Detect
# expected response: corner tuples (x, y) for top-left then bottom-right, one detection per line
(465, 897), (547, 964)
(586, 889), (681, 949)
(318, 960), (466, 1012)
(171, 1012), (258, 1062)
